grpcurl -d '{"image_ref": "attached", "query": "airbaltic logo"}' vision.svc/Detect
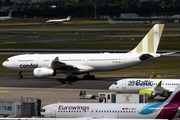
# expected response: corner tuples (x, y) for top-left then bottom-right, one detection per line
(58, 105), (89, 111)
(128, 80), (153, 86)
(19, 63), (38, 68)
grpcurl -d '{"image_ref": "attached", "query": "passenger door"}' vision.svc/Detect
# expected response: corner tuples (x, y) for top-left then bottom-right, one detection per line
(122, 80), (127, 89)
(51, 105), (56, 118)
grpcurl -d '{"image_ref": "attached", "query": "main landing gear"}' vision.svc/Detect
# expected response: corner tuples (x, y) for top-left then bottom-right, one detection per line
(65, 73), (95, 80)
(83, 73), (95, 80)
(18, 71), (23, 79)
(66, 75), (78, 80)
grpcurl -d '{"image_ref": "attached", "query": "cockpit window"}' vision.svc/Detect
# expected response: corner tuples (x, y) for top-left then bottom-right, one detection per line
(40, 109), (45, 112)
(114, 82), (117, 85)
(6, 59), (9, 62)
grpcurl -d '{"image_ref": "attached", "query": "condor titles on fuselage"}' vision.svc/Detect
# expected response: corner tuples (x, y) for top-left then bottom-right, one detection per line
(2, 24), (165, 79)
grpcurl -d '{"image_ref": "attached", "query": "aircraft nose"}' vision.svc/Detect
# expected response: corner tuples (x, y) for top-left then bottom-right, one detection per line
(2, 61), (6, 67)
(109, 85), (113, 91)
(2, 61), (9, 68)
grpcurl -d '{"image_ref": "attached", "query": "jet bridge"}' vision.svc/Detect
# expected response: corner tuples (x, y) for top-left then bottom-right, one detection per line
(0, 98), (41, 118)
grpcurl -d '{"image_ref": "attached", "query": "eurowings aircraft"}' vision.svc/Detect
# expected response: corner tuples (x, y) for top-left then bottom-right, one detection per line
(2, 24), (165, 79)
(41, 84), (180, 119)
(0, 11), (12, 22)
(46, 16), (71, 24)
(109, 78), (180, 99)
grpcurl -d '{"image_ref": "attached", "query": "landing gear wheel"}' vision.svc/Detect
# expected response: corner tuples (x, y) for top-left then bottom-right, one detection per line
(83, 74), (95, 80)
(18, 75), (23, 79)
(18, 71), (23, 79)
(66, 76), (78, 80)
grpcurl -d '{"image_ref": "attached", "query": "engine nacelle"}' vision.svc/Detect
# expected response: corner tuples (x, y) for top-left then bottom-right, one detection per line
(33, 68), (56, 78)
(139, 90), (155, 99)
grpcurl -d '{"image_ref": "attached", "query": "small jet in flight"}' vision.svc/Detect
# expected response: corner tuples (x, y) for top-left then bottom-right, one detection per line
(41, 84), (180, 119)
(46, 16), (71, 24)
(3, 24), (166, 79)
(0, 11), (12, 22)
(109, 78), (180, 99)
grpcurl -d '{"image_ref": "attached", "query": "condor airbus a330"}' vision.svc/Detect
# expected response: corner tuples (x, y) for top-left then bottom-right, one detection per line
(109, 78), (180, 99)
(3, 24), (164, 79)
(41, 84), (180, 119)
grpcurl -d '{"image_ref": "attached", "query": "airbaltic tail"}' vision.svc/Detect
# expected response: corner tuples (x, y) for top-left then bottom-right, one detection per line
(2, 24), (166, 79)
(41, 84), (180, 119)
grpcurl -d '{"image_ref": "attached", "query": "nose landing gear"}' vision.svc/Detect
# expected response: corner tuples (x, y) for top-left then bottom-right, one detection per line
(18, 71), (23, 79)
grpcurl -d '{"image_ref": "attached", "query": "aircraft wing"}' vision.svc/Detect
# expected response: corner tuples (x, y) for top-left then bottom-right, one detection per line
(51, 57), (73, 69)
(51, 57), (95, 72)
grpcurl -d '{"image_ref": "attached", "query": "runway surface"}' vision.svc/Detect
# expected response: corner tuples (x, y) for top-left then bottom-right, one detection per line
(1, 32), (180, 43)
(0, 75), (118, 89)
(0, 75), (118, 106)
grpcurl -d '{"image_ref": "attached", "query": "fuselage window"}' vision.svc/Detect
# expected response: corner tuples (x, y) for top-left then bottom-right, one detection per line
(114, 82), (117, 85)
(40, 109), (45, 112)
(123, 111), (125, 113)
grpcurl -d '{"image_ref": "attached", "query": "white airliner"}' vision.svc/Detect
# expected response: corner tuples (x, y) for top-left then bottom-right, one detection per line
(46, 16), (71, 24)
(41, 84), (180, 119)
(109, 78), (180, 99)
(2, 24), (165, 79)
(0, 11), (12, 22)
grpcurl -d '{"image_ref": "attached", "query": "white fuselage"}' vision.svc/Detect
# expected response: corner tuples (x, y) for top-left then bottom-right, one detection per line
(46, 17), (70, 23)
(40, 102), (179, 119)
(3, 53), (159, 75)
(0, 16), (11, 21)
(109, 79), (180, 92)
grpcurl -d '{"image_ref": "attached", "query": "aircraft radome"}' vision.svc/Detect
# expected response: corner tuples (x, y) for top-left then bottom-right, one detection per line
(109, 78), (180, 99)
(3, 24), (168, 80)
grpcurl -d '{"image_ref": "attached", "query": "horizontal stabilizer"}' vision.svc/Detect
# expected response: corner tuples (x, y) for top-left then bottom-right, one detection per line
(161, 52), (177, 56)
(139, 54), (153, 61)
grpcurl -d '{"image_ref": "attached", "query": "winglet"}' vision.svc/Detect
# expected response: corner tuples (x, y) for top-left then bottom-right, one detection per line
(128, 24), (164, 54)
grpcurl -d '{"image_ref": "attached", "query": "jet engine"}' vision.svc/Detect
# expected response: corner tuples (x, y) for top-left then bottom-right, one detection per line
(139, 90), (156, 99)
(33, 68), (56, 78)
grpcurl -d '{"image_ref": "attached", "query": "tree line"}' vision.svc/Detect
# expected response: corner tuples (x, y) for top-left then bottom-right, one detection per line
(0, 0), (180, 18)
